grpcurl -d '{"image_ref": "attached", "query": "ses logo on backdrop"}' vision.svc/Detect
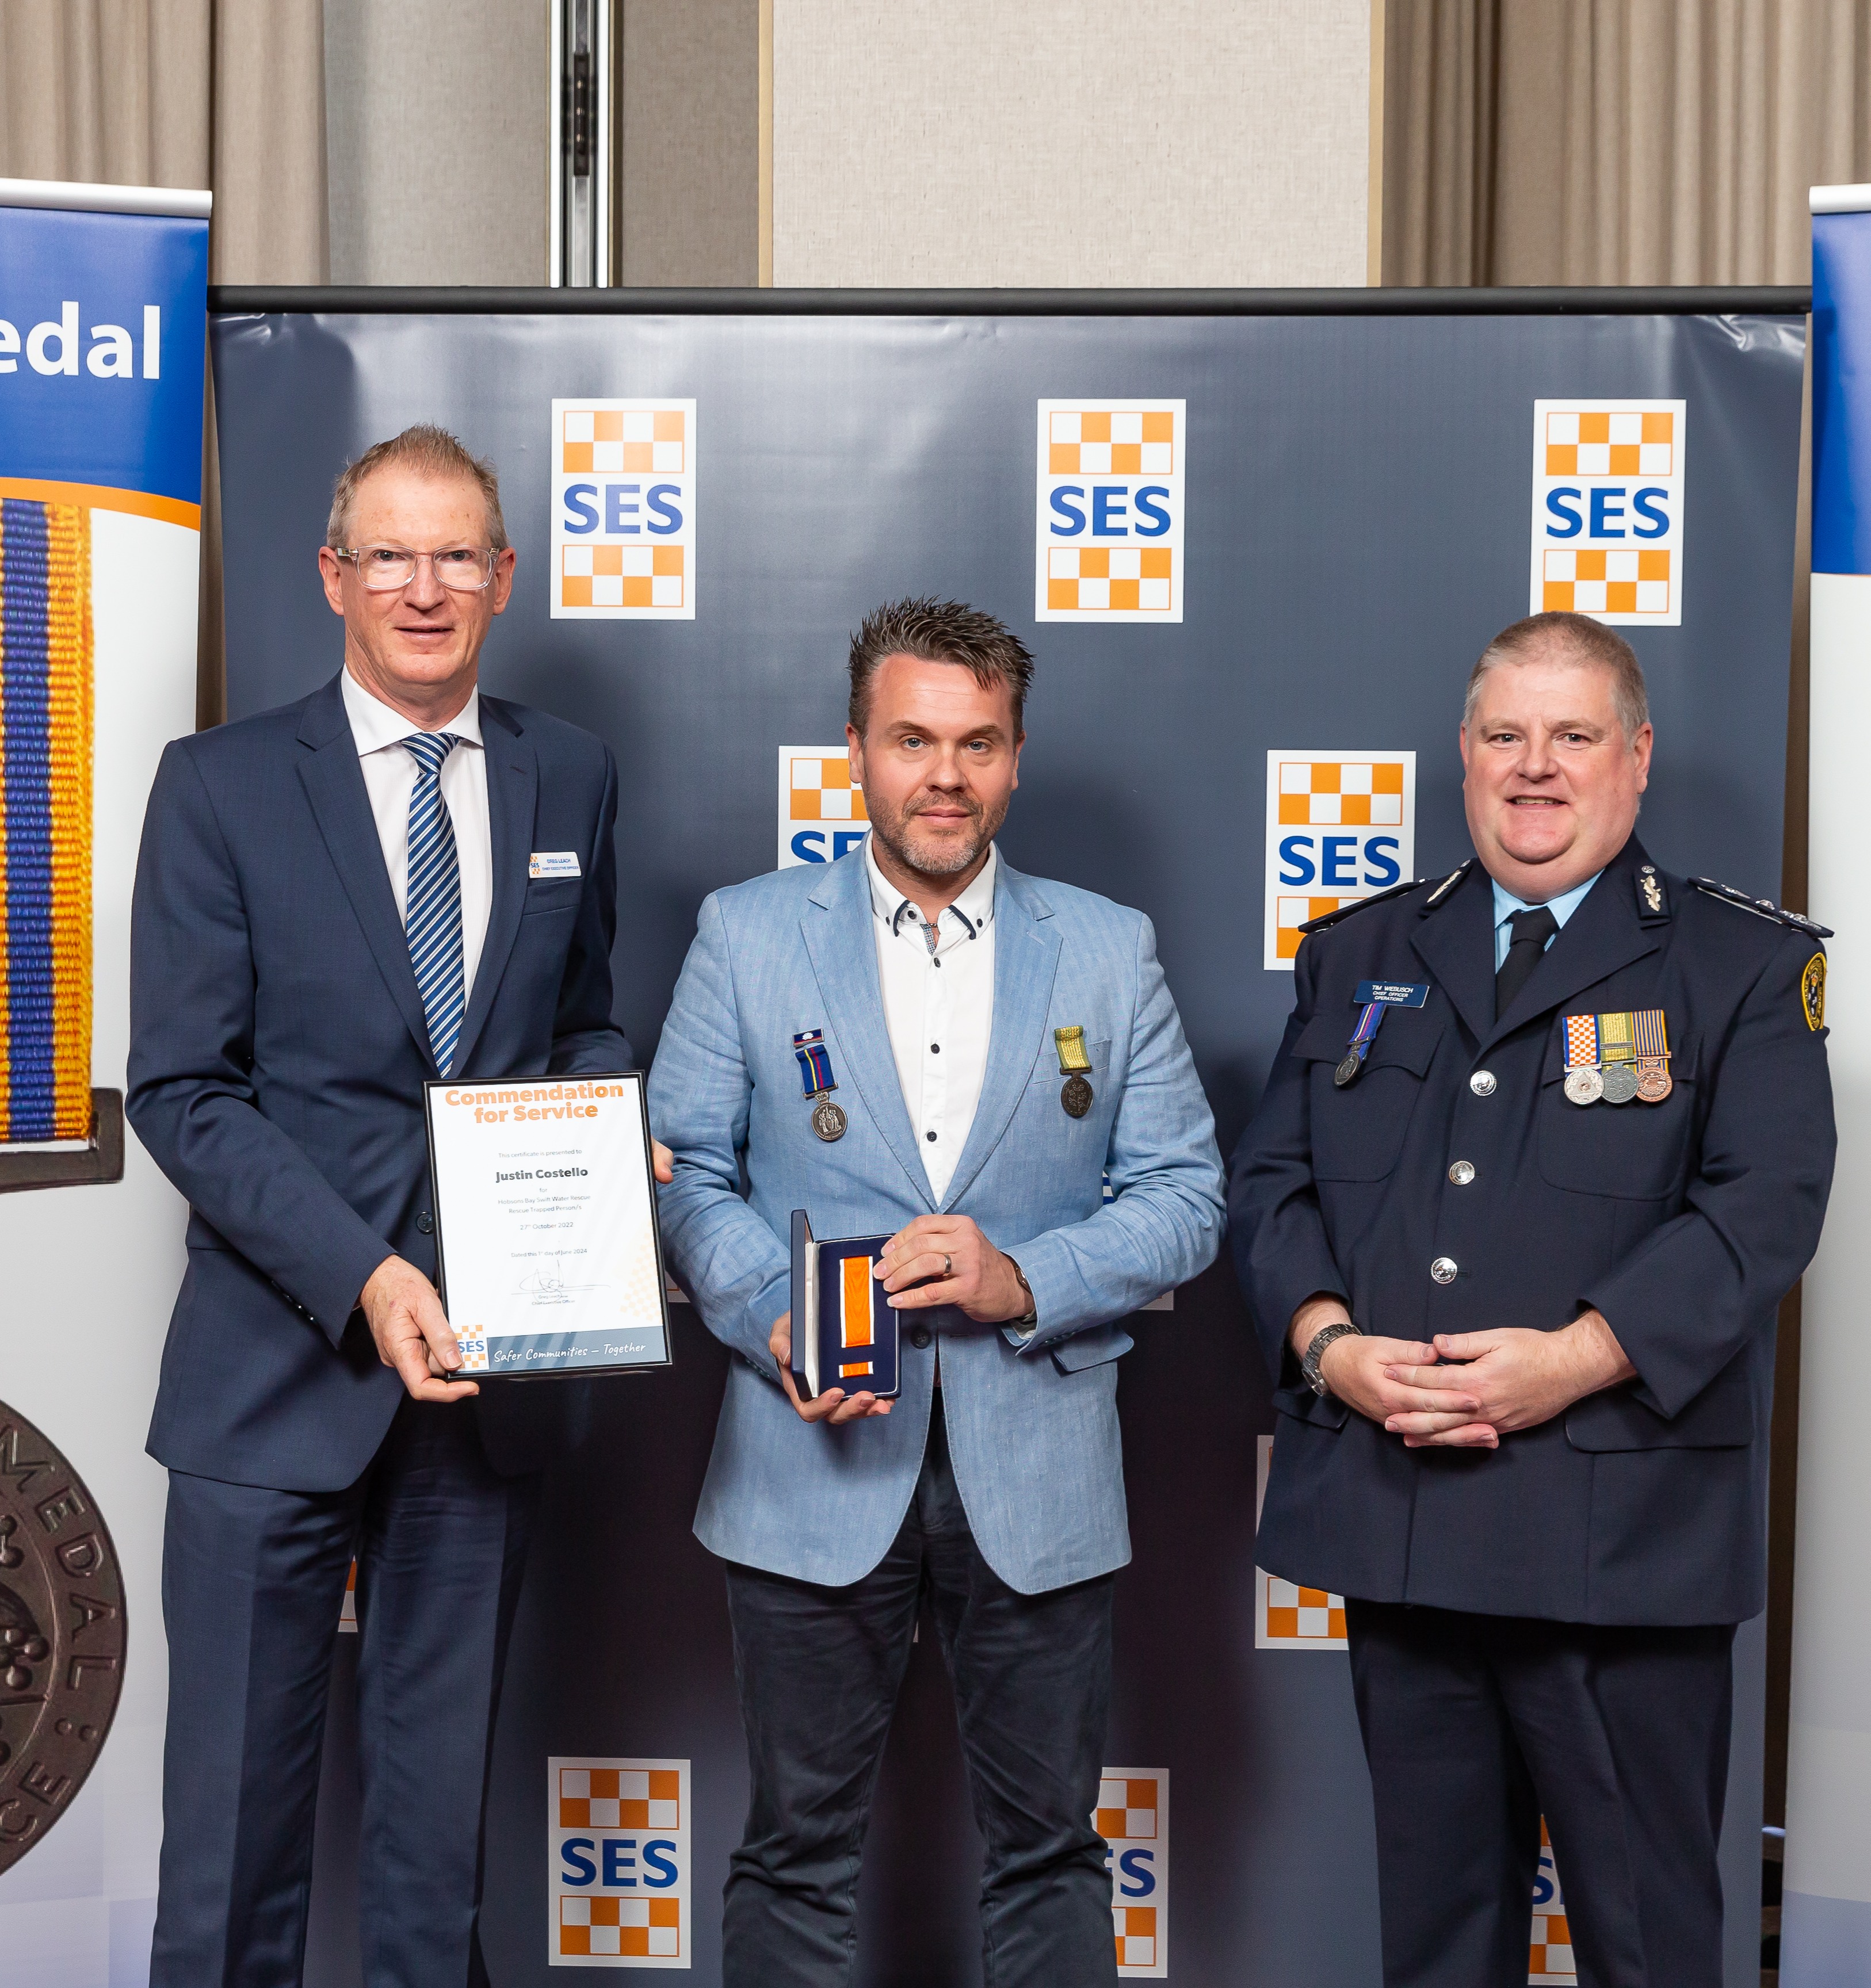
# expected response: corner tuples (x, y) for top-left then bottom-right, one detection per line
(778, 748), (868, 869)
(549, 1756), (689, 1968)
(1262, 750), (1416, 972)
(551, 399), (695, 621)
(1095, 1769), (1169, 1978)
(1036, 400), (1185, 622)
(1530, 399), (1684, 627)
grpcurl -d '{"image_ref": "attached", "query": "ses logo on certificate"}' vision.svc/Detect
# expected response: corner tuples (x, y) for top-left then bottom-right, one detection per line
(425, 1072), (673, 1379)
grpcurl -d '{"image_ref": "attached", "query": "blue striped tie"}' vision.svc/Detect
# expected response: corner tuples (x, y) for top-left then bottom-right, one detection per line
(402, 732), (465, 1076)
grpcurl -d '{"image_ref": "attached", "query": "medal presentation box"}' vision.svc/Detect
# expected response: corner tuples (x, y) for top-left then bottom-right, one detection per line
(424, 1072), (672, 1379)
(790, 1209), (900, 1401)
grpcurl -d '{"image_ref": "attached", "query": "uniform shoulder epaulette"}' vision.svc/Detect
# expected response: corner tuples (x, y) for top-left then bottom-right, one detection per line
(1297, 863), (1467, 935)
(1688, 877), (1834, 940)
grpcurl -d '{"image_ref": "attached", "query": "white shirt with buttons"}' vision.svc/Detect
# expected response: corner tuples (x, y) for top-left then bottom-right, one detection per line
(865, 836), (998, 1205)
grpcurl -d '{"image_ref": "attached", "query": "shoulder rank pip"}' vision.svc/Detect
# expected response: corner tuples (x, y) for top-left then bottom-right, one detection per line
(1688, 877), (1834, 940)
(1298, 862), (1470, 935)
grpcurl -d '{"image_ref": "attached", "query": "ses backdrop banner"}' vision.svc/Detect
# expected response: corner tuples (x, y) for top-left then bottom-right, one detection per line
(0, 181), (207, 1988)
(207, 303), (1804, 1988)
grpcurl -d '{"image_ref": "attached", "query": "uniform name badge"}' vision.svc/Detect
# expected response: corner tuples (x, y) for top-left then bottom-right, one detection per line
(1055, 1024), (1094, 1117)
(1335, 981), (1431, 1087)
(1563, 1010), (1672, 1106)
(793, 1029), (847, 1141)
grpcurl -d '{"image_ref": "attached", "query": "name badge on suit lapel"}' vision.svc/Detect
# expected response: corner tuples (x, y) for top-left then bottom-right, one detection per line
(793, 1029), (847, 1140)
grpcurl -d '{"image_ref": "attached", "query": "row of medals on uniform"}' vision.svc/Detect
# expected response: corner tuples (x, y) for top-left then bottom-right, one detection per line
(1331, 1009), (1671, 1106)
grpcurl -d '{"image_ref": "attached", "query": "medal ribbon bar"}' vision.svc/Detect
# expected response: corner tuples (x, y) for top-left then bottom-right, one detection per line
(793, 1029), (837, 1097)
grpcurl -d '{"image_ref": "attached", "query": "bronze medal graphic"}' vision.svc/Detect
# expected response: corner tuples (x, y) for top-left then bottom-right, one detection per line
(811, 1098), (847, 1142)
(0, 1402), (125, 1876)
(1060, 1074), (1094, 1118)
(1334, 1053), (1362, 1088)
(1636, 1065), (1673, 1103)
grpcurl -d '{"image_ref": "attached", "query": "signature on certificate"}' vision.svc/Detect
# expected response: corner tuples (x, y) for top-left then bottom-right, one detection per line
(515, 1253), (607, 1303)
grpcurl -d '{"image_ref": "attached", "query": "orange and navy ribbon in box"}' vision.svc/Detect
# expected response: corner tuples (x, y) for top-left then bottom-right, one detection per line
(837, 1253), (875, 1381)
(0, 498), (94, 1144)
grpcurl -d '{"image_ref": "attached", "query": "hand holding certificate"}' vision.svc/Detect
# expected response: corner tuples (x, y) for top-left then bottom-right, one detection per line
(424, 1072), (672, 1379)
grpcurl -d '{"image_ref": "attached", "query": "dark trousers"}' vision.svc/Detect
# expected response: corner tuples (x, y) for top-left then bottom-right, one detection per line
(151, 1398), (538, 1988)
(1346, 1599), (1736, 1988)
(721, 1396), (1118, 1988)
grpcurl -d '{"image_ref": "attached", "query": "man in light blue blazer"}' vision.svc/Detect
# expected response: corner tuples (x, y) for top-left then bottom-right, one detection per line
(649, 598), (1224, 1987)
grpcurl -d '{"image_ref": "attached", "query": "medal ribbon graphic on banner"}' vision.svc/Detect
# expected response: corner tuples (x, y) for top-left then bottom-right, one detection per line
(0, 499), (94, 1144)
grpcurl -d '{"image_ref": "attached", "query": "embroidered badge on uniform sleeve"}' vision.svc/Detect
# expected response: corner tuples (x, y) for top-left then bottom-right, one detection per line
(1803, 953), (1827, 1033)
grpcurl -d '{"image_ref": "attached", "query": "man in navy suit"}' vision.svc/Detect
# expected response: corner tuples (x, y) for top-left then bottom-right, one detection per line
(129, 425), (662, 1987)
(1231, 613), (1834, 1986)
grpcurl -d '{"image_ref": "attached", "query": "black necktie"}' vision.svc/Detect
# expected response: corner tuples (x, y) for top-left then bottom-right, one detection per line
(1495, 906), (1559, 1018)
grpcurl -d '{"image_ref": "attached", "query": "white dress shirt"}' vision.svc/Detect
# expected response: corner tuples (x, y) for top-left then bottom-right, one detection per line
(865, 836), (998, 1204)
(341, 668), (493, 1002)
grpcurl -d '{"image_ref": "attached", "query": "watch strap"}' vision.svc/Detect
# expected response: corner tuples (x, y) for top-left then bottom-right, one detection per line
(1301, 1319), (1361, 1396)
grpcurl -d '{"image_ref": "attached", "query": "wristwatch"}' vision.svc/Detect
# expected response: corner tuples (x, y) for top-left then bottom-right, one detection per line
(1301, 1319), (1361, 1397)
(1006, 1257), (1038, 1328)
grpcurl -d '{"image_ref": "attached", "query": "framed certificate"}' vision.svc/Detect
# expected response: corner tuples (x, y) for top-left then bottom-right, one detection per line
(423, 1072), (672, 1379)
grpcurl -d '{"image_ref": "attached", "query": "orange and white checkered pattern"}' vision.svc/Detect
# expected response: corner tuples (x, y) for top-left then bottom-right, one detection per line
(1529, 1821), (1576, 1982)
(559, 1895), (681, 1961)
(1112, 1906), (1158, 1970)
(1277, 759), (1406, 828)
(1046, 546), (1173, 613)
(1273, 895), (1353, 964)
(1541, 546), (1670, 617)
(558, 1767), (681, 1832)
(1262, 1576), (1348, 1643)
(561, 407), (686, 476)
(1543, 409), (1673, 480)
(560, 544), (685, 612)
(1565, 1015), (1599, 1066)
(789, 755), (867, 823)
(1047, 409), (1176, 477)
(1094, 1776), (1158, 1844)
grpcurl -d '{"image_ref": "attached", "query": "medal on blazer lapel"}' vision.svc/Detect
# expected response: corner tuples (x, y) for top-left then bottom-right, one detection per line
(1055, 1025), (1094, 1117)
(793, 1030), (847, 1141)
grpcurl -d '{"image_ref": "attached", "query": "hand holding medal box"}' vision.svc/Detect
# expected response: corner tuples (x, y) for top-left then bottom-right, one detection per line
(789, 1209), (901, 1401)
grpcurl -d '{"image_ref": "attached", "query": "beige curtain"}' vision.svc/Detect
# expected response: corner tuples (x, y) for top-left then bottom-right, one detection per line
(1385, 0), (1871, 285)
(0, 0), (329, 284)
(0, 0), (328, 724)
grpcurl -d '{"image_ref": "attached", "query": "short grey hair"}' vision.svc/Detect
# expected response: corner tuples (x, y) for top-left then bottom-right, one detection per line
(326, 423), (509, 551)
(1464, 611), (1649, 741)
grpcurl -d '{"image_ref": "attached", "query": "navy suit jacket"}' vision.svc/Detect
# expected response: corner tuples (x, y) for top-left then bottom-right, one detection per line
(1230, 837), (1834, 1626)
(128, 672), (631, 1493)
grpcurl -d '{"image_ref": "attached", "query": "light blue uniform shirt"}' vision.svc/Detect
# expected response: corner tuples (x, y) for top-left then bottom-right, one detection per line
(1491, 871), (1603, 969)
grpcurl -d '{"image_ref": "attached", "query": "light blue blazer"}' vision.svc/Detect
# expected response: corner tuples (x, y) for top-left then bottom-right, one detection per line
(647, 847), (1224, 1594)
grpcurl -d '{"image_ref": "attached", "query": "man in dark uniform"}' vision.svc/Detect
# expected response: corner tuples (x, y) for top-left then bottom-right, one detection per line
(1231, 610), (1834, 1987)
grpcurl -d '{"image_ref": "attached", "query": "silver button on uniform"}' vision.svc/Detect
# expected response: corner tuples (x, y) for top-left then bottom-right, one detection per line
(1448, 1161), (1476, 1186)
(1430, 1257), (1458, 1284)
(1469, 1070), (1497, 1097)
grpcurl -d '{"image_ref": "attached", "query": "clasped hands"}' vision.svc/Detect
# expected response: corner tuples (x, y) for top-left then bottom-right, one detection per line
(770, 1213), (1029, 1426)
(360, 1138), (676, 1402)
(1290, 1294), (1635, 1450)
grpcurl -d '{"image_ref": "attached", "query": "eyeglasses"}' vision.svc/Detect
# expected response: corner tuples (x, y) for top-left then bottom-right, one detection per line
(332, 545), (499, 592)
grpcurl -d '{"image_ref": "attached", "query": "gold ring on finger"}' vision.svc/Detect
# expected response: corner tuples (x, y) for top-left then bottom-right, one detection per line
(944, 1253), (953, 1277)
